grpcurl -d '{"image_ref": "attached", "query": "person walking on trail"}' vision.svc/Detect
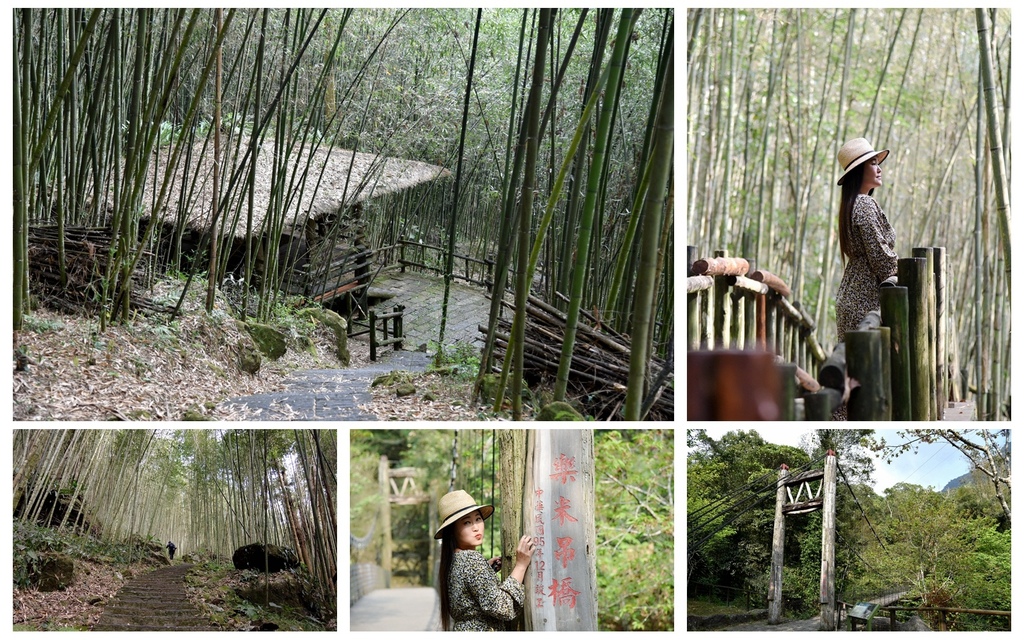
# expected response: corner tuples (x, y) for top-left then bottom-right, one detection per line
(833, 137), (899, 421)
(435, 490), (534, 631)
(166, 540), (177, 561)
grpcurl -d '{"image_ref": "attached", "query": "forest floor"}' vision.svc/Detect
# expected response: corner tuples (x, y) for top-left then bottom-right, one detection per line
(12, 275), (527, 421)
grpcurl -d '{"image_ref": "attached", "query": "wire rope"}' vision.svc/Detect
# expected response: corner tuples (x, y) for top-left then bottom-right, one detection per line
(837, 461), (888, 553)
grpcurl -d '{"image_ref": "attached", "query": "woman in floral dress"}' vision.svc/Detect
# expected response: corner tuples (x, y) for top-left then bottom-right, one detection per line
(435, 490), (534, 630)
(833, 138), (899, 420)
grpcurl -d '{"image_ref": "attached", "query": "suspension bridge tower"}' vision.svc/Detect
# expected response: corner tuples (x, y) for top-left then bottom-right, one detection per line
(768, 450), (837, 630)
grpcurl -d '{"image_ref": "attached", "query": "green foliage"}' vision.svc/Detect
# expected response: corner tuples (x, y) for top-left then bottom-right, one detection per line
(428, 341), (481, 380)
(595, 430), (673, 630)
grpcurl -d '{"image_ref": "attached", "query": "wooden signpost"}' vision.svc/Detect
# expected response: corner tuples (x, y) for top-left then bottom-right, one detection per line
(521, 429), (598, 631)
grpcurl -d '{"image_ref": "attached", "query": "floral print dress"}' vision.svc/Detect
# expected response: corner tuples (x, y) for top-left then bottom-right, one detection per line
(447, 549), (525, 631)
(833, 194), (898, 420)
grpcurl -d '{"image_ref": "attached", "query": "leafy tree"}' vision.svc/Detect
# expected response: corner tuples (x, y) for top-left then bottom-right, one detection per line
(595, 429), (673, 630)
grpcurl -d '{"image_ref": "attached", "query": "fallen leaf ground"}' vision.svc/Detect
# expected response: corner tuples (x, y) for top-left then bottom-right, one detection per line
(13, 276), (528, 421)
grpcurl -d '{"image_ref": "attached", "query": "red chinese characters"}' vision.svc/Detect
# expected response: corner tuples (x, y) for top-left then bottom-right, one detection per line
(548, 577), (581, 608)
(553, 496), (578, 526)
(554, 536), (575, 569)
(549, 453), (578, 484)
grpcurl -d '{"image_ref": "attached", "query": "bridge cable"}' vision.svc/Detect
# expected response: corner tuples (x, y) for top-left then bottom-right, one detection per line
(837, 461), (888, 553)
(688, 452), (829, 528)
(688, 452), (830, 541)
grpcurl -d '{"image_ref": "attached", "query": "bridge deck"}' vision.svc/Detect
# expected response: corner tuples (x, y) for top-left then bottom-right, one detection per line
(350, 586), (439, 631)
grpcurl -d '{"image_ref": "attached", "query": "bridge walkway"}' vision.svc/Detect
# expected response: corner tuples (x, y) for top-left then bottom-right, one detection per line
(349, 586), (439, 631)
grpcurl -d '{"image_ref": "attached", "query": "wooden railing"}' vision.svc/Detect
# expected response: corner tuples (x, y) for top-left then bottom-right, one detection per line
(687, 247), (826, 420)
(687, 245), (957, 421)
(396, 239), (493, 289)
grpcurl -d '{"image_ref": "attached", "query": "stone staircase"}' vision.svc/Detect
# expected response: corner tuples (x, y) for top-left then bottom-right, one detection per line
(93, 564), (216, 631)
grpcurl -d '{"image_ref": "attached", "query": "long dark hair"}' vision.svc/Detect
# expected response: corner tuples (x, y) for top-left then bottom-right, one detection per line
(438, 526), (459, 631)
(838, 163), (874, 261)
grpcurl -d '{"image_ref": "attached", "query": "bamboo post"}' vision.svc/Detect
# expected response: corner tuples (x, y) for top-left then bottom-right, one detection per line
(687, 246), (700, 350)
(879, 326), (892, 420)
(880, 286), (912, 420)
(744, 259), (757, 349)
(913, 248), (938, 419)
(847, 329), (888, 420)
(805, 388), (842, 420)
(730, 287), (742, 349)
(899, 257), (931, 420)
(819, 451), (837, 630)
(765, 296), (777, 354)
(778, 363), (796, 421)
(768, 464), (789, 624)
(933, 247), (946, 410)
(713, 250), (728, 349)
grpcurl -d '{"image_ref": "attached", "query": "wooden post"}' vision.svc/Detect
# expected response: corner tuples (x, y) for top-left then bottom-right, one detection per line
(933, 247), (947, 410)
(522, 429), (598, 630)
(880, 286), (912, 420)
(499, 429), (528, 630)
(765, 297), (777, 354)
(369, 309), (378, 361)
(378, 455), (392, 588)
(713, 250), (728, 349)
(898, 257), (931, 420)
(778, 363), (796, 421)
(768, 464), (789, 624)
(687, 246), (699, 350)
(879, 326), (892, 420)
(745, 259), (757, 350)
(847, 329), (888, 420)
(819, 451), (837, 630)
(913, 248), (938, 419)
(730, 287), (742, 349)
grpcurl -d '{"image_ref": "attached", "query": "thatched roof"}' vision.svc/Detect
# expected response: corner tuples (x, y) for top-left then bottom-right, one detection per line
(141, 137), (451, 235)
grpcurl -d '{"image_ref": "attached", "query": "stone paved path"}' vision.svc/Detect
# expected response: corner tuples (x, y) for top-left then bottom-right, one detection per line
(219, 350), (431, 420)
(93, 564), (216, 631)
(218, 269), (492, 421)
(368, 269), (494, 349)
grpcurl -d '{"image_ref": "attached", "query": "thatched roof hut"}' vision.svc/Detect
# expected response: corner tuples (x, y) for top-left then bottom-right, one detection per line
(139, 136), (451, 304)
(143, 137), (451, 238)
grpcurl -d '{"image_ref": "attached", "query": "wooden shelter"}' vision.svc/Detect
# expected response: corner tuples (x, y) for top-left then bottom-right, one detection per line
(141, 136), (451, 305)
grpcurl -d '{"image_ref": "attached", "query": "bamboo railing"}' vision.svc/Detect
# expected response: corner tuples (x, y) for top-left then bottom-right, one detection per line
(688, 246), (954, 421)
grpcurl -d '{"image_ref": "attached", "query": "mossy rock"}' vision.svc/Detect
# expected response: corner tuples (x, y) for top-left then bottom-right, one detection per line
(536, 401), (584, 421)
(241, 322), (288, 360)
(297, 307), (350, 366)
(237, 338), (262, 375)
(33, 553), (75, 591)
(183, 407), (213, 421)
(395, 382), (417, 398)
(371, 371), (408, 387)
(295, 334), (318, 357)
(478, 373), (530, 404)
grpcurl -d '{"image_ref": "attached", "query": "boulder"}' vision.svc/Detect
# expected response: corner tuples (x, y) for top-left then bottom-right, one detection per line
(536, 401), (584, 421)
(34, 553), (75, 591)
(241, 322), (288, 360)
(395, 382), (417, 398)
(297, 307), (350, 366)
(237, 338), (262, 375)
(232, 543), (300, 573)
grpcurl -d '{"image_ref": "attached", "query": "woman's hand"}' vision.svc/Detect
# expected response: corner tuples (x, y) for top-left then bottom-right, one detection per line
(514, 535), (535, 568)
(509, 535), (535, 584)
(488, 557), (502, 572)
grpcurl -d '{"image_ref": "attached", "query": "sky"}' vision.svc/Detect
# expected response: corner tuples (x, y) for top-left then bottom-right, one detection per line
(689, 428), (989, 493)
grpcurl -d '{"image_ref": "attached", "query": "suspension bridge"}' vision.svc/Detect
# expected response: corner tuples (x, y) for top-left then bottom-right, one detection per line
(686, 246), (978, 421)
(687, 451), (1011, 631)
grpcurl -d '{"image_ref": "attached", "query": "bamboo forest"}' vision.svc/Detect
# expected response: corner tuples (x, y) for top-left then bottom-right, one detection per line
(11, 8), (674, 422)
(686, 9), (1010, 421)
(13, 429), (338, 631)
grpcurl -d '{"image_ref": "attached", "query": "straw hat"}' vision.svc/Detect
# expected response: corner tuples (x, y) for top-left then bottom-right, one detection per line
(837, 138), (889, 186)
(434, 490), (493, 539)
